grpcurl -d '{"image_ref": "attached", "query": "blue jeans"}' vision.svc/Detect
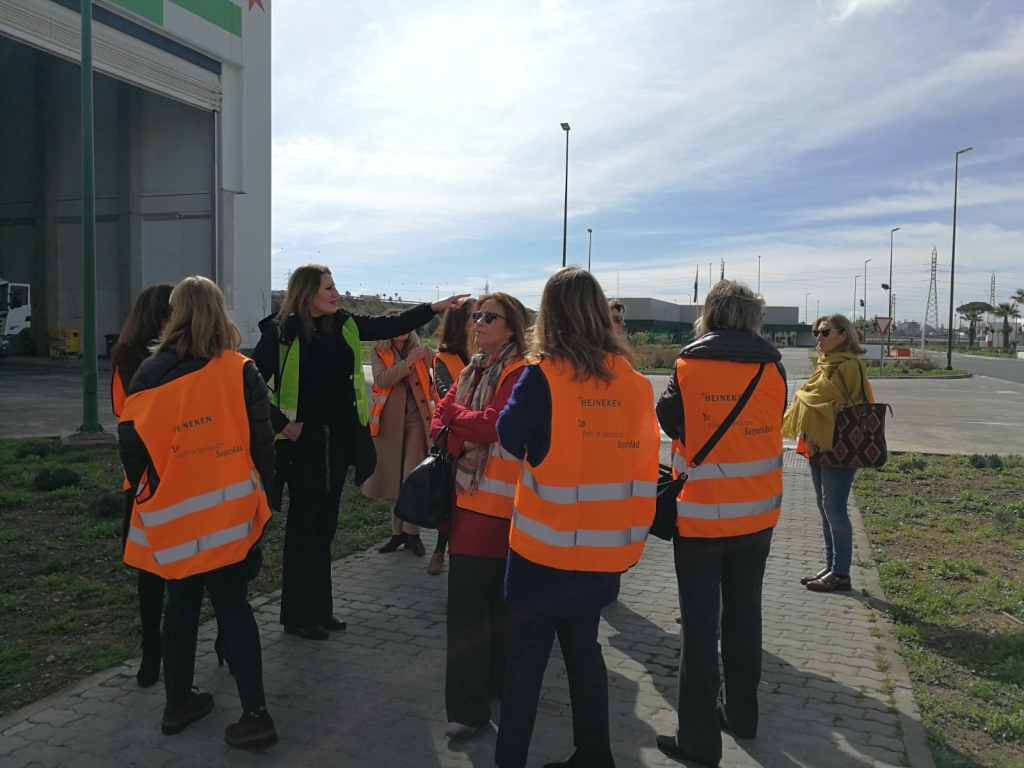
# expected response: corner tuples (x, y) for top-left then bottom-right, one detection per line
(808, 460), (857, 577)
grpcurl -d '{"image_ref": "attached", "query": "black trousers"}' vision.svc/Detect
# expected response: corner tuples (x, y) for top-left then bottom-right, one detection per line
(279, 426), (346, 628)
(123, 489), (166, 655)
(495, 610), (609, 768)
(446, 554), (506, 727)
(672, 528), (773, 764)
(163, 549), (265, 713)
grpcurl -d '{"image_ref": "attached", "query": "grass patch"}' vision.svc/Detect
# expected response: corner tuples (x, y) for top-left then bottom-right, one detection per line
(0, 436), (392, 718)
(865, 364), (971, 378)
(855, 453), (1024, 767)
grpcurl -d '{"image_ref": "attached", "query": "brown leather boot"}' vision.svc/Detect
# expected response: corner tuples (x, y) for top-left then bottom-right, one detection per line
(161, 691), (214, 735)
(225, 710), (278, 750)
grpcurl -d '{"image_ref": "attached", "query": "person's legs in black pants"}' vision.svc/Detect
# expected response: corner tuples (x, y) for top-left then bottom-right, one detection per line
(556, 612), (610, 755)
(314, 483), (345, 624)
(495, 610), (557, 768)
(206, 550), (267, 714)
(719, 529), (772, 738)
(672, 536), (724, 764)
(162, 574), (205, 706)
(446, 554), (504, 728)
(487, 566), (506, 697)
(280, 429), (327, 629)
(137, 570), (165, 683)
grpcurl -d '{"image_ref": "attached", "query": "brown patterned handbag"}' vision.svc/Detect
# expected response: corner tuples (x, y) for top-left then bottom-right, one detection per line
(814, 367), (893, 469)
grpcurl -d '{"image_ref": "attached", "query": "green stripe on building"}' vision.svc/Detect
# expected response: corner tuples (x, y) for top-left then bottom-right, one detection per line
(109, 0), (163, 25)
(168, 0), (242, 37)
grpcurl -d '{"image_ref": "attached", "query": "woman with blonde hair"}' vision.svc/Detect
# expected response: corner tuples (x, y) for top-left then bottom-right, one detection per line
(494, 267), (660, 768)
(783, 313), (873, 593)
(253, 264), (467, 641)
(654, 280), (787, 767)
(431, 292), (529, 740)
(427, 297), (476, 575)
(364, 313), (435, 556)
(118, 276), (278, 748)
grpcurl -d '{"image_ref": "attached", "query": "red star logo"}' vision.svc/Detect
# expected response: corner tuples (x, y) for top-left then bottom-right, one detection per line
(249, 0), (265, 10)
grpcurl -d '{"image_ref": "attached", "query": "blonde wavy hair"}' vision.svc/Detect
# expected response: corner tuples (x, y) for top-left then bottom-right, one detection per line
(695, 281), (764, 338)
(153, 276), (242, 359)
(531, 267), (633, 383)
(814, 314), (866, 355)
(374, 310), (421, 351)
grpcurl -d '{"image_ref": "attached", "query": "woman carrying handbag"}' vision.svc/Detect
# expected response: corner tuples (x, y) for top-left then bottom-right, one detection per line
(430, 292), (529, 741)
(783, 313), (875, 593)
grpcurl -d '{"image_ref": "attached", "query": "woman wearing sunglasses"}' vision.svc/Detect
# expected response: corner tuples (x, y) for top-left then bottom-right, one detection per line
(608, 299), (627, 338)
(783, 314), (873, 593)
(431, 292), (530, 740)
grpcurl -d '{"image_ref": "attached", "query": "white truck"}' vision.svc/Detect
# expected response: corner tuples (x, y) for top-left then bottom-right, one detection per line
(0, 277), (32, 356)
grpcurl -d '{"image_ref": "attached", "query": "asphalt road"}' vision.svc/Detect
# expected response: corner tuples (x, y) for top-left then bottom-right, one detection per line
(923, 350), (1024, 385)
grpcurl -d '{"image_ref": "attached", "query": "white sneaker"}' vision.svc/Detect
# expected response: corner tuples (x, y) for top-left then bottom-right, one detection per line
(444, 721), (479, 740)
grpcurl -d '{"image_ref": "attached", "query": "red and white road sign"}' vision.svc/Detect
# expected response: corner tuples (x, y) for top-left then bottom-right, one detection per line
(875, 316), (892, 335)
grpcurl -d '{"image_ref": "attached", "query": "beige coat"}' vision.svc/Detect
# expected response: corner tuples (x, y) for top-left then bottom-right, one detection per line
(362, 343), (435, 501)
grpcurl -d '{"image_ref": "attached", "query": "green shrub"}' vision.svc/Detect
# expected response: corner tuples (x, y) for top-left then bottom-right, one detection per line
(33, 467), (81, 491)
(15, 439), (56, 459)
(89, 492), (125, 520)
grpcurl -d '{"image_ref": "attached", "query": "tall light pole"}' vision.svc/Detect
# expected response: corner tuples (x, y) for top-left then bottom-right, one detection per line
(805, 293), (810, 324)
(757, 254), (761, 294)
(817, 299), (820, 320)
(947, 147), (973, 370)
(560, 122), (570, 267)
(854, 275), (859, 319)
(888, 227), (900, 355)
(78, 0), (101, 435)
(863, 259), (872, 323)
(587, 228), (593, 272)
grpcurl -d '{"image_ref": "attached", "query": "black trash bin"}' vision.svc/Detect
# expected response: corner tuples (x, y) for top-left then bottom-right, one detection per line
(104, 333), (120, 358)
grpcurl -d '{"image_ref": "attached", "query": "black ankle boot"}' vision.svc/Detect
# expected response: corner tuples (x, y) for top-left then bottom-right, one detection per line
(214, 632), (234, 676)
(137, 636), (161, 688)
(377, 534), (406, 553)
(544, 749), (615, 768)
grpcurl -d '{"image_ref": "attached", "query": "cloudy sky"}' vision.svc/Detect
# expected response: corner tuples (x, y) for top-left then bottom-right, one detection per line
(271, 0), (1024, 321)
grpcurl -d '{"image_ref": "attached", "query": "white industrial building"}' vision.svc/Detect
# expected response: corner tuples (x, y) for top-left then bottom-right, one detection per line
(0, 0), (270, 354)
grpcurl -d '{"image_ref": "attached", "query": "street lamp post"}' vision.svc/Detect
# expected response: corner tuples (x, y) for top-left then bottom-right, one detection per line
(854, 275), (859, 319)
(587, 228), (593, 272)
(888, 227), (900, 355)
(947, 147), (973, 370)
(817, 299), (820, 320)
(757, 254), (761, 294)
(863, 259), (872, 323)
(560, 122), (570, 268)
(805, 293), (810, 324)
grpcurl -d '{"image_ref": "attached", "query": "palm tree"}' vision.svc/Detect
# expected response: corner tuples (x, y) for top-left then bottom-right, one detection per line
(1013, 288), (1024, 307)
(960, 309), (984, 348)
(994, 301), (1021, 349)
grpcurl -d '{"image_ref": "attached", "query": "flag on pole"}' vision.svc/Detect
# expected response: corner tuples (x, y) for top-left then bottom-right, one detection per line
(720, 259), (725, 280)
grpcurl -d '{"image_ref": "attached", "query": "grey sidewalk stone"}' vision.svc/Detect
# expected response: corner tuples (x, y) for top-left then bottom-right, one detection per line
(0, 461), (933, 767)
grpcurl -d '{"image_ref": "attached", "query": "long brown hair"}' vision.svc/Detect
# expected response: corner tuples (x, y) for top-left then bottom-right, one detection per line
(278, 263), (333, 342)
(477, 292), (529, 357)
(111, 283), (173, 382)
(814, 314), (866, 355)
(531, 267), (633, 383)
(438, 297), (476, 356)
(153, 276), (243, 359)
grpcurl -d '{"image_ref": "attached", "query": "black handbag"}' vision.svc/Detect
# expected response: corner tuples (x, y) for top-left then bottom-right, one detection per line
(393, 427), (455, 529)
(649, 363), (768, 541)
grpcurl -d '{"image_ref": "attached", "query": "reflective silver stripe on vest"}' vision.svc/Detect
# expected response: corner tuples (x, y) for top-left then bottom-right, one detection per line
(681, 455), (784, 482)
(126, 525), (148, 547)
(152, 519), (255, 566)
(490, 443), (519, 462)
(137, 473), (262, 528)
(369, 416), (380, 425)
(372, 394), (387, 406)
(513, 509), (649, 548)
(676, 494), (783, 520)
(521, 469), (656, 505)
(475, 475), (517, 498)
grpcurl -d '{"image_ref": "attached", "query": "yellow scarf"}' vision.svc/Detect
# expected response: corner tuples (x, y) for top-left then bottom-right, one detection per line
(782, 352), (874, 451)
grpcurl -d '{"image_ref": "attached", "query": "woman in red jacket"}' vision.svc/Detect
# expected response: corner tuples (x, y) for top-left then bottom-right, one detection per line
(431, 292), (529, 740)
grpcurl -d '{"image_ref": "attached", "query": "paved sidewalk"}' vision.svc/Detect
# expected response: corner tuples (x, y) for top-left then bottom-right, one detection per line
(0, 463), (931, 768)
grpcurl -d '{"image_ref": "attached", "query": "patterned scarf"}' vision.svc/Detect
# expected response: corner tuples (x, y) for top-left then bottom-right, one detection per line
(453, 342), (520, 495)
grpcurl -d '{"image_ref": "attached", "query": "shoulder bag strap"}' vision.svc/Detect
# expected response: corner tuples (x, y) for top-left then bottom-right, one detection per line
(689, 362), (767, 469)
(830, 365), (869, 406)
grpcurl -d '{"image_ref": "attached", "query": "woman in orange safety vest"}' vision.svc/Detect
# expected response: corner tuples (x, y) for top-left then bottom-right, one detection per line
(494, 267), (660, 768)
(426, 296), (476, 575)
(118, 276), (278, 750)
(654, 280), (787, 768)
(430, 292), (529, 741)
(110, 282), (172, 688)
(363, 313), (436, 556)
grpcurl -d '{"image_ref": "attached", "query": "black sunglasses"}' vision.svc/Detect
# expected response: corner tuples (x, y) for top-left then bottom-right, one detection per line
(812, 328), (834, 337)
(611, 315), (626, 325)
(473, 311), (505, 324)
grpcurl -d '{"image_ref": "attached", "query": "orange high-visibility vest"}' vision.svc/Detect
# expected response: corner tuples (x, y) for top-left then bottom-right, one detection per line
(369, 347), (435, 436)
(121, 352), (272, 580)
(457, 358), (526, 520)
(433, 350), (467, 405)
(671, 357), (785, 538)
(111, 366), (127, 419)
(509, 356), (660, 573)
